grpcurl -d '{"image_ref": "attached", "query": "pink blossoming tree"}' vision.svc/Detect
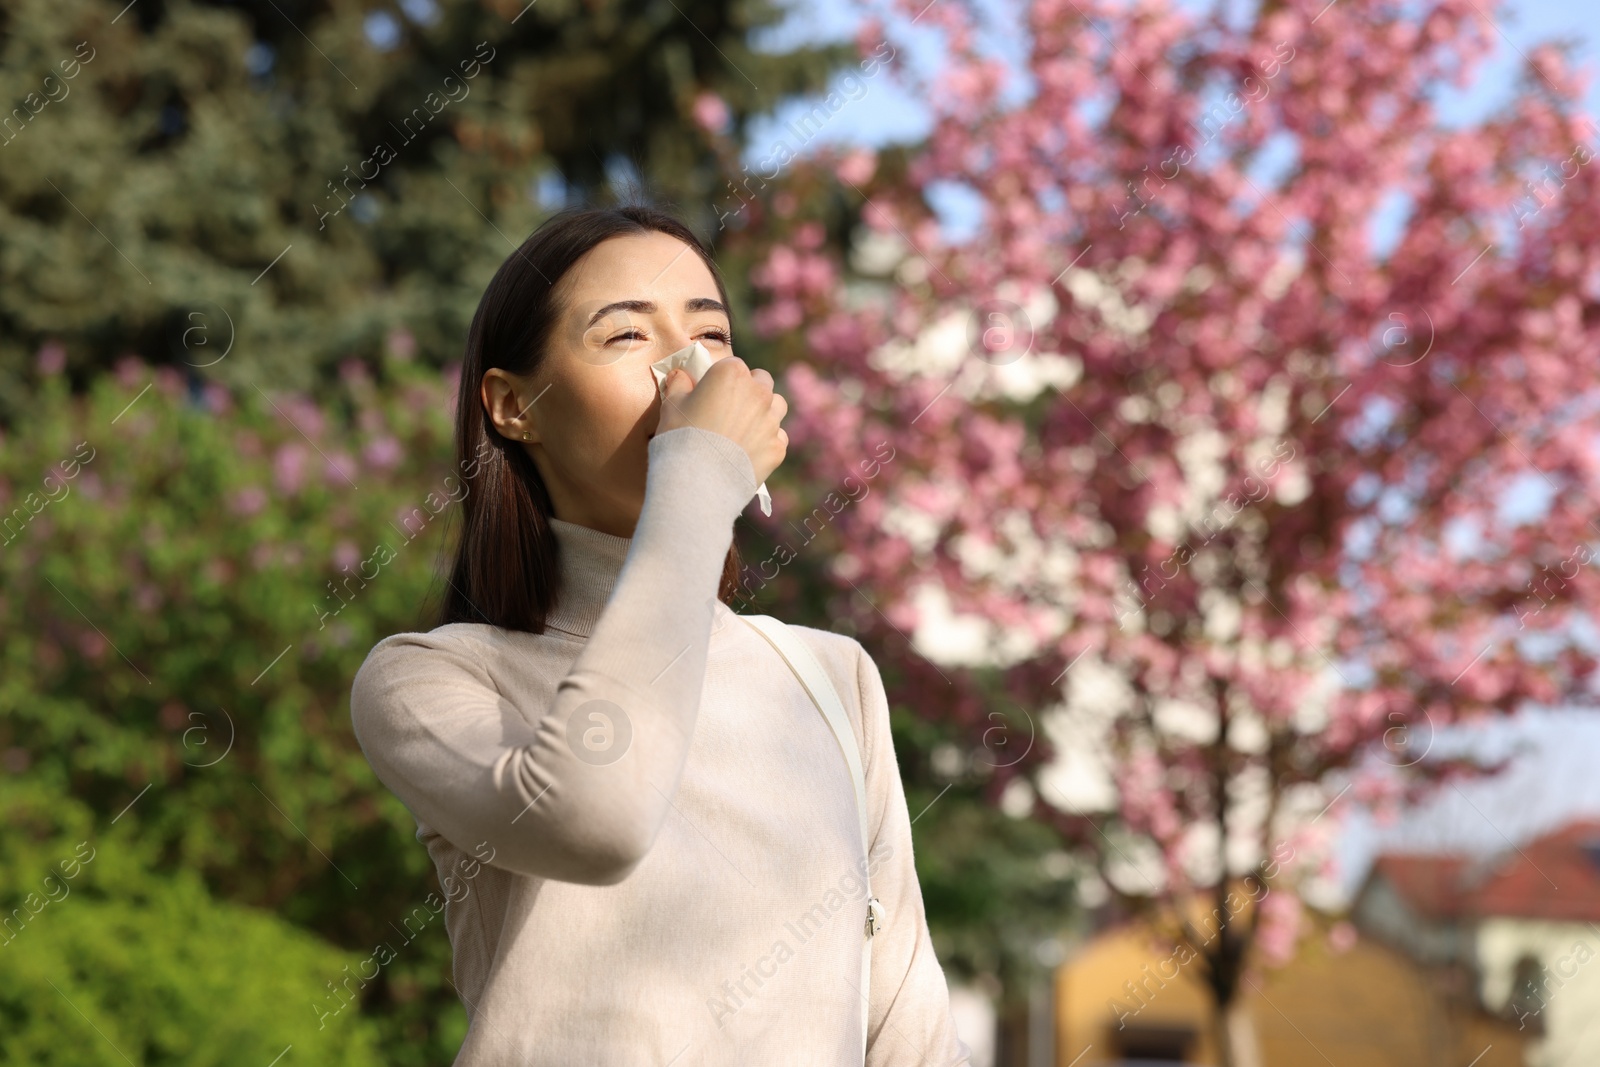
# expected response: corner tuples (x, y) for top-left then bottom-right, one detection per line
(740, 0), (1600, 1060)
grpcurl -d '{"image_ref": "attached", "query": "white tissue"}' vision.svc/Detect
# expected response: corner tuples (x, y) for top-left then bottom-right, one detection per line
(650, 341), (773, 517)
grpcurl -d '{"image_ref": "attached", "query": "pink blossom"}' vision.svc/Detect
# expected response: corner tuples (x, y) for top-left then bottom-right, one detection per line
(836, 148), (878, 186)
(332, 540), (361, 571)
(274, 444), (309, 495)
(276, 395), (325, 440)
(854, 18), (888, 60)
(756, 246), (800, 289)
(754, 300), (803, 336)
(36, 342), (66, 376)
(1255, 890), (1303, 967)
(323, 451), (358, 486)
(231, 486), (269, 516)
(114, 355), (144, 389)
(203, 382), (233, 416)
(363, 436), (404, 470)
(78, 630), (107, 661)
(692, 91), (731, 133)
(154, 366), (184, 397)
(386, 327), (417, 362)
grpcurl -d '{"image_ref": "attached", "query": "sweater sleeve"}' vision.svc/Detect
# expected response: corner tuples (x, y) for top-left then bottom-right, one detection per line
(349, 425), (758, 886)
(857, 641), (974, 1067)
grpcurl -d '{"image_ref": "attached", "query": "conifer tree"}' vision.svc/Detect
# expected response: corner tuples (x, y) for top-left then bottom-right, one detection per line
(0, 0), (855, 413)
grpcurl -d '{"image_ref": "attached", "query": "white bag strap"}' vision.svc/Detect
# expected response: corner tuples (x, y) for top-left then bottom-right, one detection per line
(741, 613), (881, 1060)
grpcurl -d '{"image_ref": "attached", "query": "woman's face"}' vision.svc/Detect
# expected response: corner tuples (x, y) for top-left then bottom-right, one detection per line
(481, 231), (735, 538)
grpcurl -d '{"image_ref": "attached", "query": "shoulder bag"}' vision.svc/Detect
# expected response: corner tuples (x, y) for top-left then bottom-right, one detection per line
(740, 614), (885, 1063)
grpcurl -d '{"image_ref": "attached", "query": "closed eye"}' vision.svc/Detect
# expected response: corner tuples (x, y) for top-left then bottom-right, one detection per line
(606, 327), (735, 345)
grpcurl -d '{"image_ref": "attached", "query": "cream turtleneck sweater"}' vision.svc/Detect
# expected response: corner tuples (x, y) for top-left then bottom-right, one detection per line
(349, 426), (972, 1066)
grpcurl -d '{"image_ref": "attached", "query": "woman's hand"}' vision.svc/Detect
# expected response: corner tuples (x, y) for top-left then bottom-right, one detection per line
(654, 356), (788, 485)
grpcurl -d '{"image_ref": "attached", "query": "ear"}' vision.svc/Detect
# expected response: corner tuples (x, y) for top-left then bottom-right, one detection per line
(481, 368), (543, 444)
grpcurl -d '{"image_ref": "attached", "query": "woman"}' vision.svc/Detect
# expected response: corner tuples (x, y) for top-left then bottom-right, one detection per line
(349, 204), (972, 1066)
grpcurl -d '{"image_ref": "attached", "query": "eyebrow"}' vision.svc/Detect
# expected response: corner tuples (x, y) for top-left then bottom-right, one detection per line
(585, 297), (728, 328)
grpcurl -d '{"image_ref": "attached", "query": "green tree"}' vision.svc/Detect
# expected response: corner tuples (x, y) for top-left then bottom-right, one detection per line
(0, 0), (855, 410)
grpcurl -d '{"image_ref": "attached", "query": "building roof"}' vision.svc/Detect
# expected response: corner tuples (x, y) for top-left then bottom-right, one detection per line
(1471, 817), (1600, 922)
(1366, 817), (1600, 924)
(1367, 854), (1476, 919)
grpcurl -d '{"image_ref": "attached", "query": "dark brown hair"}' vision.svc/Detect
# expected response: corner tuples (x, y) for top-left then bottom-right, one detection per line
(438, 203), (744, 634)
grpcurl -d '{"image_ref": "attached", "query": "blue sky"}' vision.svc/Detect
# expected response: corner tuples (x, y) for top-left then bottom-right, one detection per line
(1334, 707), (1600, 898)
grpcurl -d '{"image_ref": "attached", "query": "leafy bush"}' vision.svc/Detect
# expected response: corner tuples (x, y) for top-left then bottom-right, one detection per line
(0, 338), (471, 1063)
(1, 824), (389, 1066)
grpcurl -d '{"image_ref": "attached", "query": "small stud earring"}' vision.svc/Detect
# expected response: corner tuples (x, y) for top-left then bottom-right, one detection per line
(521, 430), (531, 441)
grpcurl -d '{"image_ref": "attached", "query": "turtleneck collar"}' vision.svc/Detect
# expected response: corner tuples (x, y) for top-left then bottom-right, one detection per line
(543, 517), (630, 638)
(542, 516), (731, 639)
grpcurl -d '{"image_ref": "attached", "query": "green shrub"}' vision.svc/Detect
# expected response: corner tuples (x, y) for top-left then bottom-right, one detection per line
(1, 340), (471, 1063)
(1, 839), (389, 1066)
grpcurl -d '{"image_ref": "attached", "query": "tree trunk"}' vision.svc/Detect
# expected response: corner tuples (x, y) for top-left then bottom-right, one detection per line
(994, 994), (1031, 1067)
(1212, 997), (1262, 1067)
(1212, 998), (1235, 1067)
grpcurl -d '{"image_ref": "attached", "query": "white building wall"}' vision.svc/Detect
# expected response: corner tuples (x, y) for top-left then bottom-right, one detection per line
(948, 982), (997, 1067)
(1477, 918), (1600, 1067)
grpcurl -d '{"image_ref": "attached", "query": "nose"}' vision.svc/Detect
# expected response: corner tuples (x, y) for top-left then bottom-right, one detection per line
(661, 325), (693, 355)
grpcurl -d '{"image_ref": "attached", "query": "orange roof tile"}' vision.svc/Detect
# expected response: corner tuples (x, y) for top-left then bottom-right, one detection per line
(1368, 817), (1600, 923)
